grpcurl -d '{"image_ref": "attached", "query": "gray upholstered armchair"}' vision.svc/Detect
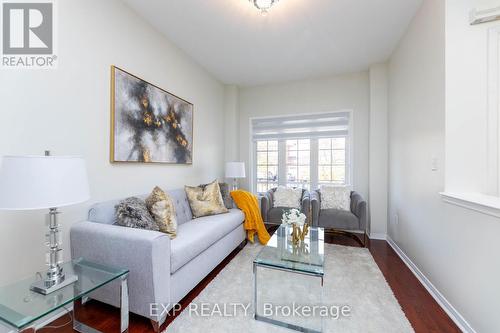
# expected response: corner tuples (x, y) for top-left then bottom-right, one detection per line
(260, 188), (311, 225)
(311, 190), (367, 246)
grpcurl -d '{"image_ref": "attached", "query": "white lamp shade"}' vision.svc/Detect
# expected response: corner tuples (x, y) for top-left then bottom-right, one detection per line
(225, 162), (246, 178)
(0, 155), (90, 210)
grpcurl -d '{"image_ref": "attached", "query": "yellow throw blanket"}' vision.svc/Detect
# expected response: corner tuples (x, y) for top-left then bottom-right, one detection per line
(230, 190), (270, 245)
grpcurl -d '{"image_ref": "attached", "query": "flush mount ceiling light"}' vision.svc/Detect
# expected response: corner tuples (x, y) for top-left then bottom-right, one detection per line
(250, 0), (279, 15)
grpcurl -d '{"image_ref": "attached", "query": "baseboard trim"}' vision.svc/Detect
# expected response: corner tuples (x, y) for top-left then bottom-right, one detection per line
(369, 233), (387, 240)
(386, 236), (475, 333)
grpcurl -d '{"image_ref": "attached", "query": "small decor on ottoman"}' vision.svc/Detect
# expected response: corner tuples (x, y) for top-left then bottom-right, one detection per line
(115, 197), (159, 231)
(320, 185), (351, 211)
(273, 186), (302, 208)
(185, 179), (229, 218)
(281, 208), (309, 246)
(146, 186), (177, 239)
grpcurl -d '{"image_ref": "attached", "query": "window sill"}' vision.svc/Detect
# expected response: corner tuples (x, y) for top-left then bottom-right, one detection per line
(440, 191), (500, 218)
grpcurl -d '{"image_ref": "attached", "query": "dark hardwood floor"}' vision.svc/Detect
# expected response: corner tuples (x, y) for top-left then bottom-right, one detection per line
(42, 233), (461, 333)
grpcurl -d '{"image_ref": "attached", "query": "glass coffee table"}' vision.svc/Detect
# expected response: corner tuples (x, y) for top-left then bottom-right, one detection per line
(253, 225), (325, 333)
(0, 258), (129, 333)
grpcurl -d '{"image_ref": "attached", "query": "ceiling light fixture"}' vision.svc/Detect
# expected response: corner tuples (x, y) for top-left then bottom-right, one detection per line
(250, 0), (279, 16)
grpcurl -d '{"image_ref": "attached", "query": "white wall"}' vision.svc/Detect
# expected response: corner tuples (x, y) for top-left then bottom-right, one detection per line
(388, 0), (500, 332)
(0, 0), (226, 286)
(238, 72), (370, 199)
(224, 85), (240, 162)
(369, 64), (388, 238)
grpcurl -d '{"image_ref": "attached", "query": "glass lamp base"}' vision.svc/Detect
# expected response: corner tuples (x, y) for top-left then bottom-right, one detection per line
(231, 178), (239, 191)
(30, 273), (78, 295)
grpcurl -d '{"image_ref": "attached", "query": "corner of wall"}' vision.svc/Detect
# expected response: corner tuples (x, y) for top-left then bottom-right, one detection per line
(368, 64), (389, 237)
(224, 85), (240, 163)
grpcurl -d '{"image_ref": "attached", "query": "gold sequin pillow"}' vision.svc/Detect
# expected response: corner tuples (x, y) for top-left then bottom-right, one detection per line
(185, 180), (229, 218)
(145, 186), (177, 239)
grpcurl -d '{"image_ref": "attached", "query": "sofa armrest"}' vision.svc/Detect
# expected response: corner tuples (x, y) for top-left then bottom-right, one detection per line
(260, 191), (273, 222)
(351, 192), (367, 231)
(310, 190), (320, 227)
(70, 222), (171, 321)
(301, 191), (311, 222)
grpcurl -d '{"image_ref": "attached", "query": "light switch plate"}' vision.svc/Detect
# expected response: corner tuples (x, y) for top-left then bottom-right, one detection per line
(431, 157), (438, 171)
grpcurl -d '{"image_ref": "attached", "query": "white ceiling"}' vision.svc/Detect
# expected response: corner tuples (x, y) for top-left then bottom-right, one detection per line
(121, 0), (422, 86)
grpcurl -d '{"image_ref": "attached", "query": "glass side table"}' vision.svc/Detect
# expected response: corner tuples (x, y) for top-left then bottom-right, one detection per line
(253, 225), (325, 333)
(0, 258), (129, 333)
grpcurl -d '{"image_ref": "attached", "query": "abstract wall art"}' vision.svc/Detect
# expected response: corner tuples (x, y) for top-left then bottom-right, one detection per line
(110, 66), (193, 164)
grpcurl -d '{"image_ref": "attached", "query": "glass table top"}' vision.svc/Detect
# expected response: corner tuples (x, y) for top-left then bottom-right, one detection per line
(254, 225), (324, 276)
(0, 259), (128, 330)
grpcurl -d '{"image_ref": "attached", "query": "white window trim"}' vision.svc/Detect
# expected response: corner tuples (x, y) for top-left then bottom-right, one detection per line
(249, 110), (354, 193)
(487, 26), (500, 196)
(440, 192), (500, 218)
(441, 26), (500, 215)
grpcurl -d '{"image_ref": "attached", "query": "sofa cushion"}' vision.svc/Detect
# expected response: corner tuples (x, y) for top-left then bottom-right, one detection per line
(88, 195), (144, 225)
(267, 207), (288, 225)
(318, 209), (359, 230)
(114, 197), (159, 231)
(218, 182), (234, 209)
(170, 209), (244, 273)
(185, 180), (229, 218)
(320, 186), (351, 211)
(146, 186), (177, 238)
(88, 189), (193, 226)
(167, 189), (193, 225)
(273, 186), (302, 208)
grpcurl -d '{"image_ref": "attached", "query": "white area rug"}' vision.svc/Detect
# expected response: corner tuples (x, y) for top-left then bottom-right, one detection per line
(165, 243), (414, 333)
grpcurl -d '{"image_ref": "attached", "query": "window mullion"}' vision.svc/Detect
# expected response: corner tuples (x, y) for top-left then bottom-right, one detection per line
(331, 143), (334, 184)
(278, 140), (287, 187)
(310, 139), (319, 190)
(252, 141), (257, 192)
(345, 136), (351, 185)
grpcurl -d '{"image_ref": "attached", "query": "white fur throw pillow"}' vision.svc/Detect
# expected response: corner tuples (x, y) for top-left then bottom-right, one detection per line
(273, 186), (302, 208)
(320, 186), (351, 211)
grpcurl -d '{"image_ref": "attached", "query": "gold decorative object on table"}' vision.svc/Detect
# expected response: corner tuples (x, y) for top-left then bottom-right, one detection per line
(281, 208), (310, 247)
(291, 222), (310, 245)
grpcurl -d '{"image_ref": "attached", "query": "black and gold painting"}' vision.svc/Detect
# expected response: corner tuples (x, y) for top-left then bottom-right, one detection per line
(111, 66), (193, 164)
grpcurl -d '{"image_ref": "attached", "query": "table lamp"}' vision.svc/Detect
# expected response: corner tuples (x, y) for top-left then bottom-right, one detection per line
(225, 162), (246, 191)
(0, 152), (90, 294)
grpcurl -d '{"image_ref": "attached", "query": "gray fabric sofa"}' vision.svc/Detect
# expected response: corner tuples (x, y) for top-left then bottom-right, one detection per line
(260, 188), (310, 225)
(310, 190), (367, 246)
(70, 189), (245, 330)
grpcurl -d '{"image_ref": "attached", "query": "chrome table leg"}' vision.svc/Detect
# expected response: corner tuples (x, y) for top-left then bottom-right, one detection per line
(73, 297), (100, 333)
(120, 274), (129, 333)
(73, 274), (128, 333)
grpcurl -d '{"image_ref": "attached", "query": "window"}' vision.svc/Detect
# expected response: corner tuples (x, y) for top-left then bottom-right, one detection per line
(256, 140), (278, 192)
(252, 112), (352, 193)
(318, 137), (347, 185)
(286, 139), (310, 189)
